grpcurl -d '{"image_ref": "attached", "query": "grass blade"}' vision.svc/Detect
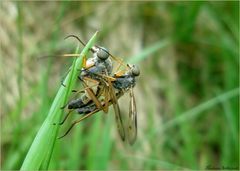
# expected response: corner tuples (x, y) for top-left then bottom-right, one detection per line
(148, 87), (239, 139)
(128, 38), (171, 63)
(20, 31), (99, 170)
(162, 87), (239, 131)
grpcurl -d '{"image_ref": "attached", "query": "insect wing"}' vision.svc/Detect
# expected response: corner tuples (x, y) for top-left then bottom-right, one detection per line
(127, 88), (137, 145)
(108, 80), (126, 141)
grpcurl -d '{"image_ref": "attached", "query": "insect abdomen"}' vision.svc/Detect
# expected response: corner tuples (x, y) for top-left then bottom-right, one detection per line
(68, 98), (85, 109)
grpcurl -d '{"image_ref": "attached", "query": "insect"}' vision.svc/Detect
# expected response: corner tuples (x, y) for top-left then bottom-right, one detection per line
(55, 35), (140, 144)
(61, 35), (127, 112)
(79, 64), (140, 144)
(58, 63), (140, 145)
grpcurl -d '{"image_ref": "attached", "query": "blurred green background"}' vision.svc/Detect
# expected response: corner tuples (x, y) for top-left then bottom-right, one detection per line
(0, 1), (239, 170)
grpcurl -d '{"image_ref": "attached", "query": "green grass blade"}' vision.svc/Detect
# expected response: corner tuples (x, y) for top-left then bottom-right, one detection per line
(122, 155), (189, 170)
(162, 87), (239, 131)
(128, 38), (171, 63)
(20, 31), (99, 170)
(148, 87), (239, 139)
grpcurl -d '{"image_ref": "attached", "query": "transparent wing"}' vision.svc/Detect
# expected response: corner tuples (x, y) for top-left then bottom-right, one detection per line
(127, 88), (137, 145)
(108, 79), (125, 141)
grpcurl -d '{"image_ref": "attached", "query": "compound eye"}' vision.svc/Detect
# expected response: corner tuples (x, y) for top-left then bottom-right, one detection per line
(97, 47), (109, 60)
(131, 65), (140, 76)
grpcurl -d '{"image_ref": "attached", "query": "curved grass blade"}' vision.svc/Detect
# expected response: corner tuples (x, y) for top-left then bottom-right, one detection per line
(150, 87), (240, 138)
(163, 87), (239, 130)
(128, 38), (171, 63)
(20, 31), (98, 170)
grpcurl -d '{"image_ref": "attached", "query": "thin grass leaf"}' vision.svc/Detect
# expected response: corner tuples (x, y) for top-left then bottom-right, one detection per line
(96, 115), (113, 169)
(148, 87), (239, 139)
(128, 38), (171, 63)
(39, 4), (67, 169)
(86, 114), (102, 169)
(220, 96), (238, 142)
(66, 124), (83, 169)
(88, 114), (113, 170)
(122, 155), (189, 170)
(20, 31), (98, 170)
(171, 87), (238, 131)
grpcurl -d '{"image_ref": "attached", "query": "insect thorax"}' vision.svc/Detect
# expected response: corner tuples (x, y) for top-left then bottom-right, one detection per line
(113, 76), (136, 90)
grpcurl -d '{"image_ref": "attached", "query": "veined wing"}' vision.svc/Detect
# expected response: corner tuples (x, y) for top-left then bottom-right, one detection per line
(107, 79), (126, 141)
(127, 88), (137, 145)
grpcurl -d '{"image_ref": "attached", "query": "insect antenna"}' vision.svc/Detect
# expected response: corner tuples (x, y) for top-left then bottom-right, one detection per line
(64, 34), (86, 46)
(64, 34), (95, 53)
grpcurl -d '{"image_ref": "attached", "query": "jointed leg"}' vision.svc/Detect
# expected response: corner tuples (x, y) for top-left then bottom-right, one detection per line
(102, 85), (110, 113)
(82, 80), (103, 111)
(58, 108), (100, 139)
(80, 76), (99, 84)
(107, 53), (129, 69)
(54, 110), (73, 125)
(60, 82), (99, 109)
(61, 68), (72, 87)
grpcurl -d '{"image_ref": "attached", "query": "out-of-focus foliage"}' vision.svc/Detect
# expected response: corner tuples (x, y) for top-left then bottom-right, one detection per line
(0, 1), (239, 170)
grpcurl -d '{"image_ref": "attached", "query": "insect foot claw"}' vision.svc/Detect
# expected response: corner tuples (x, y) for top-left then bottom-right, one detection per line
(53, 121), (64, 125)
(62, 84), (66, 87)
(57, 135), (65, 139)
(60, 106), (65, 109)
(61, 81), (66, 87)
(77, 76), (84, 81)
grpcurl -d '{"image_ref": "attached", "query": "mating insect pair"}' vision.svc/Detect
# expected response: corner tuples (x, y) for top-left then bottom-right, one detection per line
(55, 35), (140, 145)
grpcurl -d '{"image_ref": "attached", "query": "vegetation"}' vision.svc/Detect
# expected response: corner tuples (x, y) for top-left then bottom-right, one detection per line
(1, 1), (239, 170)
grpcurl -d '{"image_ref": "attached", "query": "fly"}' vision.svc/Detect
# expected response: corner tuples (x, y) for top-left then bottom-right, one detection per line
(57, 64), (140, 145)
(54, 35), (140, 145)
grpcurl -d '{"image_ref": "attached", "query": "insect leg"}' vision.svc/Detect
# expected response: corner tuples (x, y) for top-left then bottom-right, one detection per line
(53, 110), (74, 125)
(82, 55), (87, 68)
(60, 68), (72, 87)
(81, 80), (103, 111)
(102, 81), (111, 113)
(57, 108), (100, 139)
(79, 76), (99, 84)
(61, 80), (66, 87)
(60, 83), (99, 109)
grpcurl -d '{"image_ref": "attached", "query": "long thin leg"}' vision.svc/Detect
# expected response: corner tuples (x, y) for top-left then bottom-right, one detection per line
(102, 84), (110, 113)
(82, 80), (103, 111)
(60, 82), (99, 109)
(86, 73), (116, 82)
(71, 82), (99, 95)
(58, 108), (100, 139)
(53, 110), (74, 125)
(61, 68), (72, 87)
(101, 68), (112, 113)
(80, 76), (99, 84)
(114, 69), (128, 77)
(58, 89), (126, 139)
